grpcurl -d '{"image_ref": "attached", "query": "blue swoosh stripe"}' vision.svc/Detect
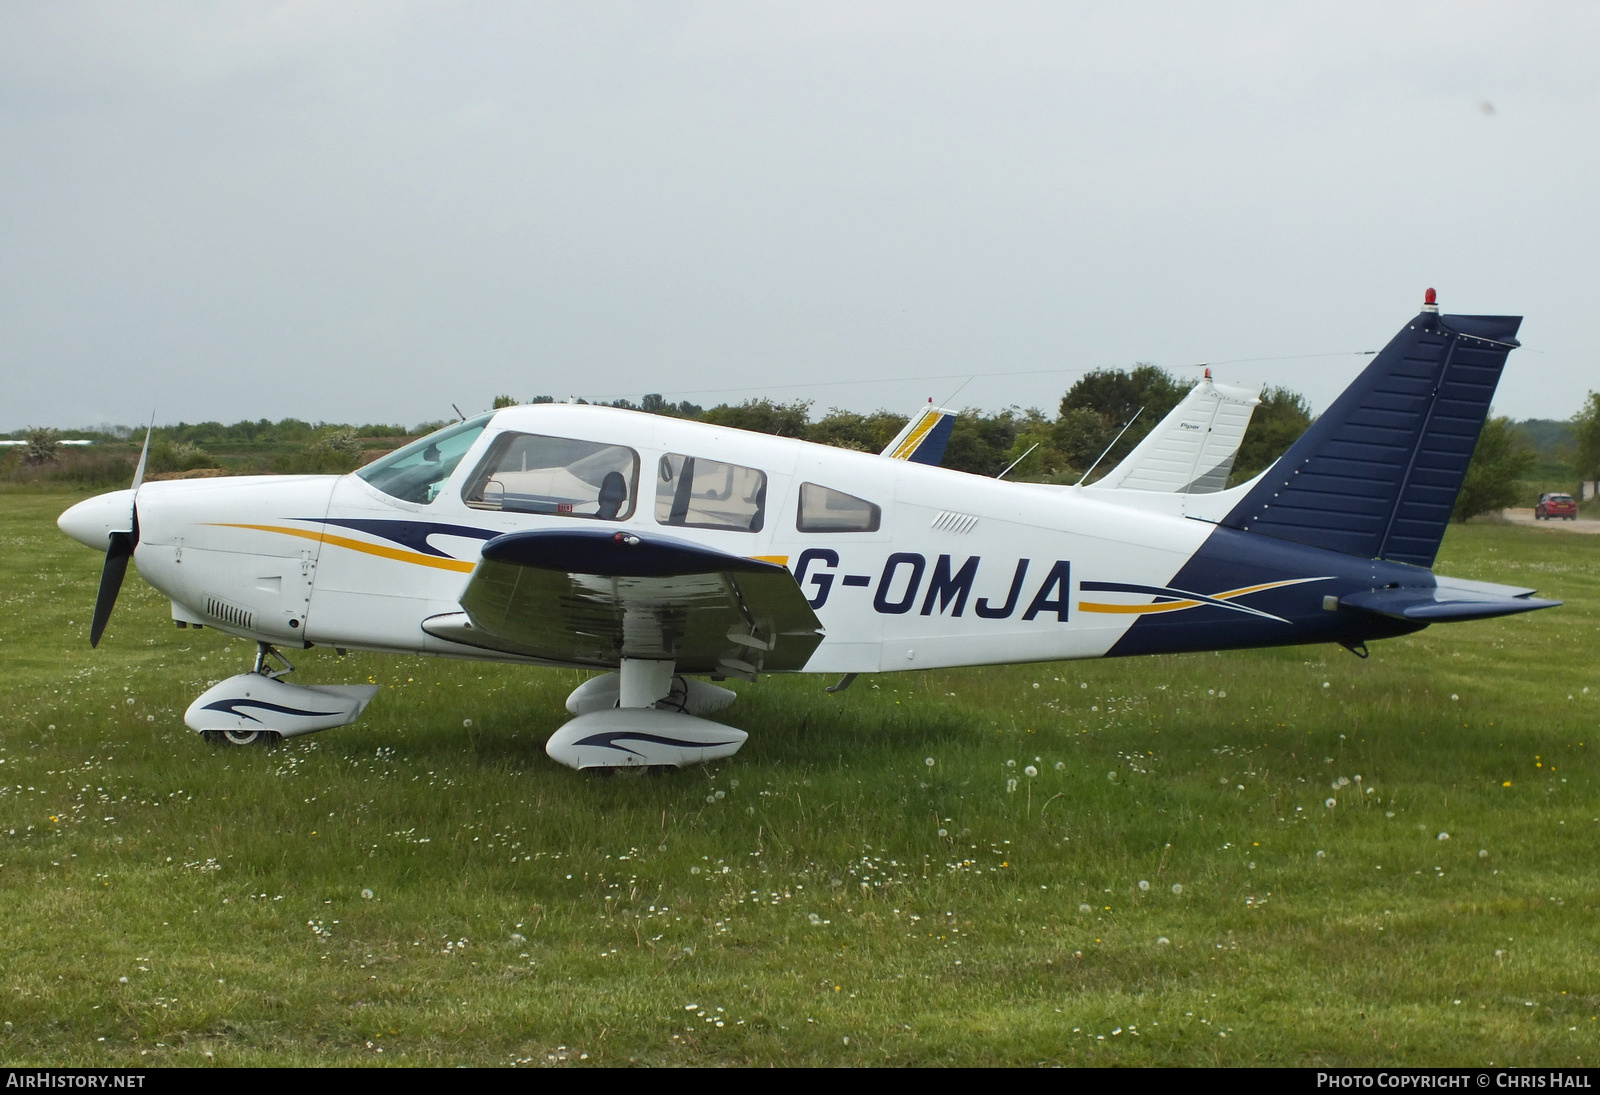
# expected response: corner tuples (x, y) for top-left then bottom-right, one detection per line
(571, 730), (742, 758)
(201, 698), (342, 724)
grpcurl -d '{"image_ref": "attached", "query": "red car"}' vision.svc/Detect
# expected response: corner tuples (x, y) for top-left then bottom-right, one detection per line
(1535, 492), (1578, 520)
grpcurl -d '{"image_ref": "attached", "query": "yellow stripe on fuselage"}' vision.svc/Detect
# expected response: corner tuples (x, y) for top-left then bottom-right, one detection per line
(211, 526), (794, 576)
(207, 523), (476, 573)
(1079, 599), (1199, 615)
(1079, 577), (1325, 615)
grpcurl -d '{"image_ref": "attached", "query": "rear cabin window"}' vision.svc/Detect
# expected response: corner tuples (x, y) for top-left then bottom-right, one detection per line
(463, 433), (639, 520)
(655, 454), (766, 532)
(797, 483), (881, 533)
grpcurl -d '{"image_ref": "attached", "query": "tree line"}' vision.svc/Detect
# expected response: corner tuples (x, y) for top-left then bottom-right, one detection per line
(10, 372), (1599, 520)
(491, 368), (1317, 488)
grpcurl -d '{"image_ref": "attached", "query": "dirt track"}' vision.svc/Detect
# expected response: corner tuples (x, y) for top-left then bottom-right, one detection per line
(1500, 508), (1600, 534)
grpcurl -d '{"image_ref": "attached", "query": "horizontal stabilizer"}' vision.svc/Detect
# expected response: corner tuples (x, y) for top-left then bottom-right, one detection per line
(1341, 577), (1559, 622)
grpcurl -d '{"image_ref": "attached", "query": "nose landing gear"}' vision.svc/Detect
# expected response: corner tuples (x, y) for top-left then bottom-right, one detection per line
(185, 642), (380, 746)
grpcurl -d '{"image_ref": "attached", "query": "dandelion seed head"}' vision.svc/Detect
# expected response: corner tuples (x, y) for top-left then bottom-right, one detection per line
(462, 719), (473, 728)
(1157, 936), (1170, 945)
(937, 828), (947, 838)
(360, 888), (374, 900)
(1078, 904), (1092, 915)
(1138, 880), (1150, 892)
(1171, 883), (1183, 895)
(1437, 832), (1450, 841)
(1007, 758), (1016, 767)
(1450, 694), (1459, 701)
(925, 757), (935, 767)
(1325, 798), (1337, 808)
(1024, 765), (1038, 778)
(1479, 849), (1489, 859)
(1055, 761), (1065, 771)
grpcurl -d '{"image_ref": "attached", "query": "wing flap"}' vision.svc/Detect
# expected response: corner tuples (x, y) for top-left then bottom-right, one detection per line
(441, 529), (823, 673)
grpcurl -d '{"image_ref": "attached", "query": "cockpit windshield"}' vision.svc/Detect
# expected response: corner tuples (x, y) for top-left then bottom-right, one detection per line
(356, 414), (492, 504)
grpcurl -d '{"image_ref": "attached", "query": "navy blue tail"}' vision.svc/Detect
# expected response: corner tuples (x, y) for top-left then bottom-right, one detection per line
(1221, 307), (1521, 568)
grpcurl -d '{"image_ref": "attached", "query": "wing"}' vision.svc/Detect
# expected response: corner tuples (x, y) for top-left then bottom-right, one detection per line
(422, 529), (824, 676)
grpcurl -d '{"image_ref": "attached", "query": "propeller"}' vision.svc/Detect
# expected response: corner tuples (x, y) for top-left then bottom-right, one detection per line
(88, 422), (152, 648)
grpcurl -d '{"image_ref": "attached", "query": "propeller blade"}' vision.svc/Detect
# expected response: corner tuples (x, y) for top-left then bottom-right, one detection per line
(90, 529), (135, 648)
(88, 422), (149, 648)
(131, 417), (153, 491)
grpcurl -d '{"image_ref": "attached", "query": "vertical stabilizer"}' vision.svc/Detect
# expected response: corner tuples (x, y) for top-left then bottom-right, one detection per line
(1220, 294), (1521, 568)
(1090, 373), (1261, 493)
(881, 403), (957, 465)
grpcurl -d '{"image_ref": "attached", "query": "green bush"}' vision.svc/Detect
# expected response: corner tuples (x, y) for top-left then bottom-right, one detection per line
(273, 428), (364, 475)
(146, 439), (216, 475)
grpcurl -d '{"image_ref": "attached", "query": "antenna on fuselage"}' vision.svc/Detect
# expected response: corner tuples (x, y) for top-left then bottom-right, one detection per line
(1074, 408), (1144, 487)
(451, 404), (467, 423)
(996, 443), (1040, 480)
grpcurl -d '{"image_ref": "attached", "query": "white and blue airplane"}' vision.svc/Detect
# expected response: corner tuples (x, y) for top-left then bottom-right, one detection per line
(58, 292), (1556, 770)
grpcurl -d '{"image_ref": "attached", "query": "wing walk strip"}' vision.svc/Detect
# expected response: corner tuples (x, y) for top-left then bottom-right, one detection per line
(1078, 576), (1333, 623)
(210, 524), (792, 575)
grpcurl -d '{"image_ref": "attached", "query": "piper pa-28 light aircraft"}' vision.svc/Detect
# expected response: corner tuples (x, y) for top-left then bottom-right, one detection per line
(58, 292), (1556, 771)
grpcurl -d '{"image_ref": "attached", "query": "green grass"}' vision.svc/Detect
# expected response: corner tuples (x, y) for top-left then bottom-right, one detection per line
(2, 488), (1597, 1066)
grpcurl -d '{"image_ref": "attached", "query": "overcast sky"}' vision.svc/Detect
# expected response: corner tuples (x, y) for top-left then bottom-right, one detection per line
(3, 1), (1596, 432)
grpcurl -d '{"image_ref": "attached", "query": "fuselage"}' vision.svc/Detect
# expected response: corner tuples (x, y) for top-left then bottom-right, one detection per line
(65, 403), (1431, 673)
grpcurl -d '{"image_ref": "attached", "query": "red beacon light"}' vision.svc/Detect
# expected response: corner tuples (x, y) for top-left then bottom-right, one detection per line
(1422, 287), (1439, 314)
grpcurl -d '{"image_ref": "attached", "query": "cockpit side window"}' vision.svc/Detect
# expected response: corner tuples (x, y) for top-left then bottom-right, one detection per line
(462, 433), (639, 520)
(356, 415), (492, 505)
(654, 453), (766, 532)
(797, 483), (881, 533)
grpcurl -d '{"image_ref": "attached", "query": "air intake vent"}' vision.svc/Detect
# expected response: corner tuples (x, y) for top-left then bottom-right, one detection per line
(205, 597), (255, 632)
(931, 511), (979, 534)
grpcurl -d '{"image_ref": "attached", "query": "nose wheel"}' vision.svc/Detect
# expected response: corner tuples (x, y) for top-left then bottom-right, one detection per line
(201, 729), (282, 748)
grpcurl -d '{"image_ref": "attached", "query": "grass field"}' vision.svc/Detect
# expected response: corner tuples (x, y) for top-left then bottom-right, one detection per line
(2, 487), (1597, 1066)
